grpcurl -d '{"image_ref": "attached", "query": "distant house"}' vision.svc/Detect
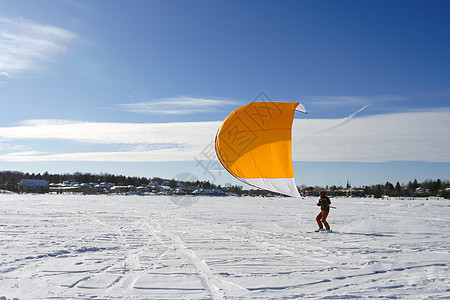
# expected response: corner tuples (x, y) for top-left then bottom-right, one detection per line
(18, 179), (48, 193)
(192, 188), (226, 196)
(174, 188), (186, 195)
(155, 185), (172, 195)
(110, 185), (136, 194)
(214, 189), (226, 196)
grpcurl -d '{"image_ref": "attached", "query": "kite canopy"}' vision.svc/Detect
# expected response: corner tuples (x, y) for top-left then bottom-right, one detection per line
(215, 101), (306, 198)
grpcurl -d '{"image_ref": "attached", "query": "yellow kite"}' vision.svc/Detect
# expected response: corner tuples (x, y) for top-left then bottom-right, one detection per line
(215, 101), (307, 197)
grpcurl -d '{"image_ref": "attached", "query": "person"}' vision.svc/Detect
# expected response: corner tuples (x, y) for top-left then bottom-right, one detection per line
(316, 191), (331, 231)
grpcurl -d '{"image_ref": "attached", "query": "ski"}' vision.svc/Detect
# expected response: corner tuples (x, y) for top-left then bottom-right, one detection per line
(299, 230), (333, 234)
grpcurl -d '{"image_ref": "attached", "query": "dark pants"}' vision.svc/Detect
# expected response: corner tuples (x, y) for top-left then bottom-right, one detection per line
(316, 210), (330, 230)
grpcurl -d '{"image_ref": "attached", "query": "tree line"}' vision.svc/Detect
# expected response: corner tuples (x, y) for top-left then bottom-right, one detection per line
(0, 170), (448, 198)
(0, 170), (153, 187)
(303, 179), (449, 199)
(362, 179), (449, 198)
(0, 170), (239, 194)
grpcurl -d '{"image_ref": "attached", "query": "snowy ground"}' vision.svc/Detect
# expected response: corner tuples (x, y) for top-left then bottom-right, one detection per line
(0, 194), (449, 299)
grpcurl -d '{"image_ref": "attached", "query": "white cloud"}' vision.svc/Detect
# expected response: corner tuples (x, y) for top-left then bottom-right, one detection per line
(292, 109), (450, 163)
(3, 119), (221, 146)
(0, 109), (449, 163)
(0, 16), (75, 75)
(0, 149), (199, 163)
(120, 97), (236, 115)
(3, 151), (45, 156)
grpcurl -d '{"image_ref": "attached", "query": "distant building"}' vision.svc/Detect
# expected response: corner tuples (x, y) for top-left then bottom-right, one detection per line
(192, 188), (226, 196)
(174, 188), (186, 195)
(18, 179), (48, 193)
(110, 185), (136, 194)
(155, 185), (172, 195)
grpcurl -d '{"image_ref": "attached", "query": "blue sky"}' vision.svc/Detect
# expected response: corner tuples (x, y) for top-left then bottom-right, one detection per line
(0, 0), (449, 188)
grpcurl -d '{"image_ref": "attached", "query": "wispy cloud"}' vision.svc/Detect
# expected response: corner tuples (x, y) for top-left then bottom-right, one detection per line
(120, 96), (236, 115)
(0, 109), (449, 163)
(303, 94), (407, 109)
(313, 105), (370, 135)
(0, 16), (75, 76)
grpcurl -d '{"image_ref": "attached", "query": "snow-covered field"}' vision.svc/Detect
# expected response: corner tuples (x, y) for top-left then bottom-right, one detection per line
(0, 194), (449, 299)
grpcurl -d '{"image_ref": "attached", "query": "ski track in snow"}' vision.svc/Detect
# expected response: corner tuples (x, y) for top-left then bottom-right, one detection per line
(0, 194), (449, 299)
